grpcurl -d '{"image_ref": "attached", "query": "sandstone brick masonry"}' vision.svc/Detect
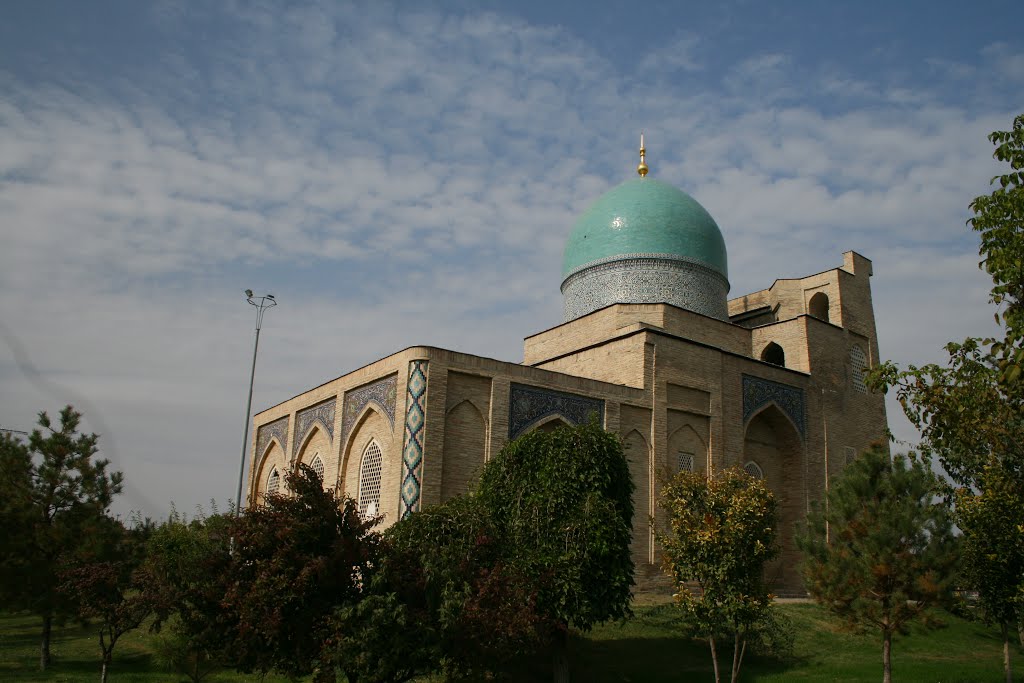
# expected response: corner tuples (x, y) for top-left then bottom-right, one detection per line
(248, 251), (887, 596)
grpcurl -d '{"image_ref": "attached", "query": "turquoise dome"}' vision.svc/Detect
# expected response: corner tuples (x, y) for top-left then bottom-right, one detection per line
(561, 178), (728, 281)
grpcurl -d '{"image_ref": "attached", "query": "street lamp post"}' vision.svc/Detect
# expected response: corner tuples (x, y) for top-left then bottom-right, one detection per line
(235, 290), (277, 517)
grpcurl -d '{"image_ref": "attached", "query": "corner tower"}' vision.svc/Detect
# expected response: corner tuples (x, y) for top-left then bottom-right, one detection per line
(560, 139), (730, 321)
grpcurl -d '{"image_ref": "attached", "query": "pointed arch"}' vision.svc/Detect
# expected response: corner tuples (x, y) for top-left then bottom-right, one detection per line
(743, 403), (805, 594)
(253, 438), (287, 505)
(760, 342), (786, 367)
(667, 424), (707, 476)
(442, 400), (487, 502)
(339, 404), (394, 519)
(294, 424), (331, 487)
(525, 415), (572, 434)
(358, 440), (384, 518)
(744, 401), (802, 441)
(623, 429), (652, 565)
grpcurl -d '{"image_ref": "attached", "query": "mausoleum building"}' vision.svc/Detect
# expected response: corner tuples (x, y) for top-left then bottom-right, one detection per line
(246, 145), (888, 594)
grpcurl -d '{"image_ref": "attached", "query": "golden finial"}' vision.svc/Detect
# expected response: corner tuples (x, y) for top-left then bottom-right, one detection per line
(637, 132), (649, 177)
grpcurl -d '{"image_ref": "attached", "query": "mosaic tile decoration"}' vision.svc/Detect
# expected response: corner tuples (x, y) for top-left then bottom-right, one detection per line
(508, 383), (605, 439)
(293, 397), (336, 457)
(340, 374), (397, 448)
(256, 416), (289, 460)
(399, 360), (428, 519)
(561, 257), (730, 322)
(741, 374), (806, 438)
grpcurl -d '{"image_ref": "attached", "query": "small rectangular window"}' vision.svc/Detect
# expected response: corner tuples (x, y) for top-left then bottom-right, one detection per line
(677, 452), (694, 473)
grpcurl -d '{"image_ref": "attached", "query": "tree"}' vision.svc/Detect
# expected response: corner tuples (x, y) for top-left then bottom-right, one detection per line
(223, 464), (380, 682)
(867, 113), (1024, 679)
(955, 459), (1024, 683)
(969, 113), (1024, 385)
(798, 446), (958, 683)
(0, 406), (122, 670)
(476, 419), (635, 683)
(140, 509), (235, 682)
(335, 494), (545, 682)
(656, 466), (778, 683)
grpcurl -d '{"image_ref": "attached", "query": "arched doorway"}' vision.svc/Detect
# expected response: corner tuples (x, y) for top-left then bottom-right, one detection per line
(743, 404), (805, 594)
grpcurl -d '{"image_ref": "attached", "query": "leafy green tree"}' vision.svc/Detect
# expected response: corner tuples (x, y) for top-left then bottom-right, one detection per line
(867, 113), (1024, 678)
(0, 406), (122, 670)
(335, 495), (545, 682)
(139, 509), (235, 681)
(969, 113), (1024, 384)
(59, 517), (152, 683)
(798, 446), (958, 683)
(224, 463), (380, 682)
(476, 419), (635, 683)
(657, 466), (778, 683)
(955, 459), (1024, 683)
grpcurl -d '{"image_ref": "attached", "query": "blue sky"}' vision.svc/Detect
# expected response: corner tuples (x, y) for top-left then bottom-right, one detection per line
(1, 0), (1020, 519)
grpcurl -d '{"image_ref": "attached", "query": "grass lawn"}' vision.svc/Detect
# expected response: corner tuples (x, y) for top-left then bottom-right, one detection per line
(1, 603), (1021, 682)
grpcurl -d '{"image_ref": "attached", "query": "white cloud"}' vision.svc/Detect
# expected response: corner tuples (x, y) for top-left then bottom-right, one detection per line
(0, 1), (1017, 517)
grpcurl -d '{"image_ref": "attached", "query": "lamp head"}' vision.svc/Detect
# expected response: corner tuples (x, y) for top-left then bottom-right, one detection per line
(266, 294), (275, 300)
(245, 289), (254, 298)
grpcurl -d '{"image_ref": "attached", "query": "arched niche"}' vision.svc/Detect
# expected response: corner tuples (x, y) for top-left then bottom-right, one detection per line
(528, 415), (572, 434)
(809, 292), (830, 322)
(622, 429), (652, 566)
(743, 404), (805, 594)
(253, 439), (287, 505)
(667, 424), (707, 477)
(340, 406), (394, 522)
(442, 400), (487, 501)
(294, 425), (331, 487)
(761, 342), (786, 367)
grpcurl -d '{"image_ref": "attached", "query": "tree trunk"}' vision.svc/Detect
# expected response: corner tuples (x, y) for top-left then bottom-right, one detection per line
(1018, 619), (1023, 650)
(1001, 622), (1012, 683)
(552, 628), (570, 683)
(39, 613), (52, 671)
(709, 636), (721, 683)
(730, 631), (741, 683)
(882, 630), (892, 683)
(101, 657), (110, 683)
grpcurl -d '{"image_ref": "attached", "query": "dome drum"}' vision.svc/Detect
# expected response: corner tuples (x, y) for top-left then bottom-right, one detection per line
(561, 256), (730, 321)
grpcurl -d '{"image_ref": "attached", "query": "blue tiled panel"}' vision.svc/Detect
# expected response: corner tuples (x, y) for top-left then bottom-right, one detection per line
(742, 375), (806, 438)
(561, 256), (729, 321)
(508, 383), (604, 439)
(293, 397), (336, 457)
(399, 360), (428, 519)
(340, 374), (397, 448)
(256, 415), (289, 459)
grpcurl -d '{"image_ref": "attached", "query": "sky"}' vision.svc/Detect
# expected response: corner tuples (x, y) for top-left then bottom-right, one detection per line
(1, 0), (1021, 520)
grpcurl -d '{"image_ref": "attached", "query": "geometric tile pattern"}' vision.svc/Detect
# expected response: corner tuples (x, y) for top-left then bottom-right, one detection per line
(742, 374), (806, 438)
(340, 374), (397, 448)
(399, 360), (428, 520)
(561, 256), (730, 322)
(849, 344), (868, 394)
(256, 416), (289, 460)
(508, 383), (604, 440)
(293, 397), (336, 457)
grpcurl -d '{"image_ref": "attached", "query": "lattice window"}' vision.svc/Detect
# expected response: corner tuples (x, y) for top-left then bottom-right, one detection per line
(358, 441), (384, 518)
(677, 451), (694, 473)
(744, 461), (764, 479)
(310, 454), (325, 481)
(267, 468), (280, 496)
(850, 345), (868, 393)
(844, 446), (857, 466)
